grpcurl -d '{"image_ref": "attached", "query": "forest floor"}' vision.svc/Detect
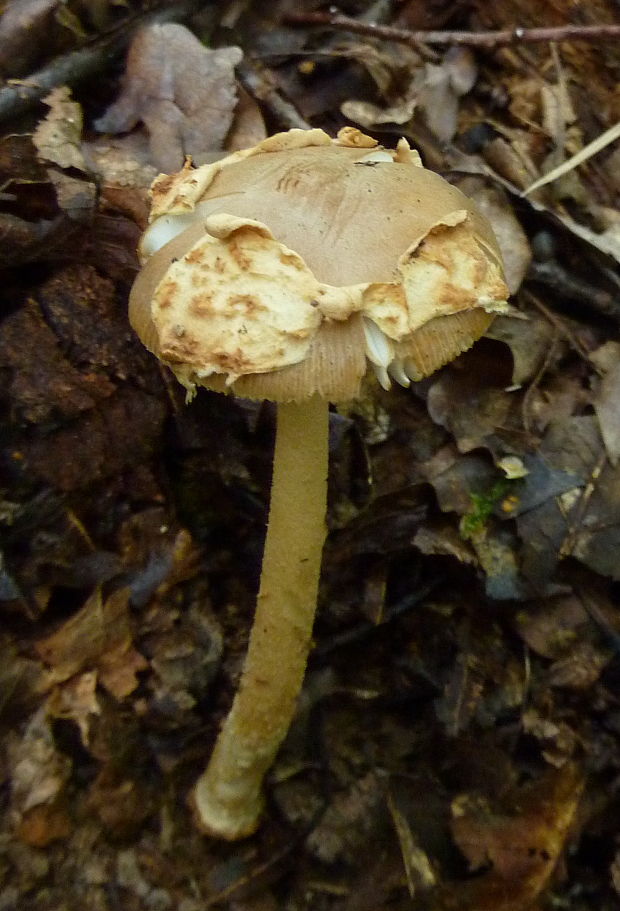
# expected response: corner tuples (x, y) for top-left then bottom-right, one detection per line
(2, 1), (620, 909)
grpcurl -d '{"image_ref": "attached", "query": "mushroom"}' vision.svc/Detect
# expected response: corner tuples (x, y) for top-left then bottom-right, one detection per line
(129, 127), (509, 840)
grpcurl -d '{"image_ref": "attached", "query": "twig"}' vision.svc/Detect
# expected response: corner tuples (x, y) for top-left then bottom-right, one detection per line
(520, 329), (560, 435)
(559, 450), (607, 560)
(0, 0), (209, 123)
(523, 291), (596, 366)
(523, 120), (620, 195)
(528, 260), (620, 323)
(576, 585), (620, 655)
(285, 12), (620, 50)
(236, 59), (312, 131)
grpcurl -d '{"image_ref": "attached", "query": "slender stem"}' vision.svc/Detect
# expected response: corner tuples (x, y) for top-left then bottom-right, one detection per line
(285, 12), (620, 49)
(193, 395), (329, 839)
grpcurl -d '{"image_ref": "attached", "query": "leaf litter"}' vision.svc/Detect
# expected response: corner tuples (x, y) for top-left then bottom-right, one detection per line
(2, 2), (620, 909)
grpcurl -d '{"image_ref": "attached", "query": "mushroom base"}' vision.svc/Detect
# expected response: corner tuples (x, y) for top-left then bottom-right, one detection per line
(192, 395), (329, 839)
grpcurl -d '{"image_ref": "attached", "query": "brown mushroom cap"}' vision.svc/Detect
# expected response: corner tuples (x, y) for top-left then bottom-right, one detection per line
(149, 145), (500, 286)
(130, 129), (508, 401)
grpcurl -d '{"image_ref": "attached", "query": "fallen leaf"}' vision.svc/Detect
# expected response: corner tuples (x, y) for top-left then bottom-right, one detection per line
(487, 313), (557, 387)
(426, 352), (514, 455)
(33, 87), (86, 171)
(454, 177), (531, 295)
(418, 47), (477, 142)
(450, 764), (583, 908)
(514, 594), (589, 660)
(98, 641), (148, 701)
(225, 85), (267, 151)
(305, 772), (388, 863)
(387, 789), (437, 897)
(521, 709), (578, 768)
(95, 24), (243, 171)
(0, 0), (58, 77)
(547, 639), (611, 690)
(8, 707), (72, 816)
(34, 586), (143, 694)
(570, 461), (620, 580)
(341, 96), (417, 128)
(32, 86), (96, 222)
(591, 341), (620, 466)
(16, 801), (72, 847)
(83, 132), (157, 190)
(46, 670), (101, 746)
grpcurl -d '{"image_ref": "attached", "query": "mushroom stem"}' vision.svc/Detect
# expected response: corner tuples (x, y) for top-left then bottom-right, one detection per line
(193, 394), (329, 839)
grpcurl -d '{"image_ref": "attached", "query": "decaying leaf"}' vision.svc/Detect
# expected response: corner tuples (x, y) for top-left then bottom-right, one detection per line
(426, 369), (514, 455)
(387, 789), (437, 897)
(83, 132), (157, 190)
(514, 593), (590, 660)
(94, 24), (243, 171)
(341, 96), (417, 129)
(569, 460), (620, 581)
(487, 312), (557, 387)
(0, 0), (59, 77)
(33, 86), (85, 171)
(454, 177), (531, 295)
(591, 341), (620, 466)
(305, 772), (388, 864)
(32, 86), (96, 221)
(450, 764), (583, 908)
(342, 46), (476, 143)
(417, 47), (477, 142)
(46, 670), (101, 746)
(7, 706), (72, 820)
(524, 120), (620, 197)
(34, 586), (146, 697)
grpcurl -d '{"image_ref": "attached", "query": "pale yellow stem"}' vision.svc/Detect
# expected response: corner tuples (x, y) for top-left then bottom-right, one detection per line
(193, 395), (329, 839)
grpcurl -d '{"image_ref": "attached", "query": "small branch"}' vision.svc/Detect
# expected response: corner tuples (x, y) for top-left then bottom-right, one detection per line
(528, 260), (620, 323)
(236, 59), (312, 132)
(285, 12), (620, 50)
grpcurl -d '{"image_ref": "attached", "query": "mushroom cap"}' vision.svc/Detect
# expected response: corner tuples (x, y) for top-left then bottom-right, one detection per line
(130, 129), (508, 401)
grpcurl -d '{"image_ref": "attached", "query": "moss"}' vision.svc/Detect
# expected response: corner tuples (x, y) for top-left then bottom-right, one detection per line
(460, 479), (512, 540)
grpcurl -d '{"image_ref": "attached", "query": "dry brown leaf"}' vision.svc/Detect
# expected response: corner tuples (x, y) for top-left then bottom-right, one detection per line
(591, 341), (620, 466)
(0, 0), (58, 76)
(95, 24), (243, 171)
(221, 85), (267, 152)
(514, 595), (589, 660)
(33, 86), (85, 171)
(450, 764), (583, 908)
(83, 132), (157, 190)
(387, 790), (436, 897)
(343, 46), (476, 143)
(570, 461), (620, 581)
(521, 710), (578, 769)
(341, 96), (417, 129)
(98, 640), (148, 701)
(426, 372), (513, 455)
(34, 586), (145, 696)
(46, 670), (100, 746)
(413, 521), (477, 565)
(7, 707), (72, 816)
(487, 312), (556, 387)
(305, 772), (388, 863)
(454, 177), (531, 295)
(16, 800), (72, 847)
(31, 86), (97, 221)
(418, 47), (477, 142)
(547, 639), (611, 690)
